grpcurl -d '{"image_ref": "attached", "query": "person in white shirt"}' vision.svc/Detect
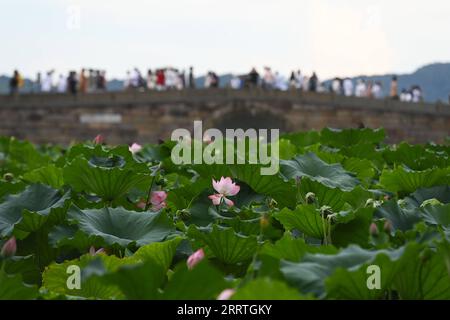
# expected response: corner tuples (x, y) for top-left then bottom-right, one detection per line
(274, 72), (288, 91)
(146, 70), (155, 90)
(262, 67), (275, 89)
(355, 79), (367, 97)
(331, 78), (341, 94)
(230, 75), (242, 89)
(124, 71), (131, 89)
(41, 71), (54, 92)
(412, 86), (422, 102)
(371, 82), (383, 99)
(343, 78), (354, 96)
(57, 74), (67, 93)
(295, 70), (303, 90)
(130, 68), (140, 88)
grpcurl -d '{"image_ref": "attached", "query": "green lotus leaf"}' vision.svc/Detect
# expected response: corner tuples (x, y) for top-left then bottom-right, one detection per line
(67, 206), (175, 248)
(275, 139), (298, 160)
(133, 237), (182, 270)
(232, 277), (306, 300)
(420, 203), (450, 227)
(161, 260), (228, 300)
(23, 164), (64, 189)
(393, 243), (450, 299)
(42, 253), (128, 299)
(274, 204), (330, 240)
(261, 233), (338, 262)
(280, 153), (360, 191)
(0, 184), (70, 237)
(231, 164), (296, 208)
(406, 185), (450, 207)
(281, 245), (405, 297)
(320, 128), (385, 147)
(379, 166), (450, 194)
(0, 268), (38, 300)
(0, 138), (50, 175)
(325, 251), (404, 299)
(188, 225), (258, 265)
(0, 180), (26, 201)
(63, 156), (151, 202)
(81, 257), (166, 300)
(383, 142), (449, 170)
(332, 207), (373, 248)
(375, 200), (421, 231)
(280, 131), (321, 148)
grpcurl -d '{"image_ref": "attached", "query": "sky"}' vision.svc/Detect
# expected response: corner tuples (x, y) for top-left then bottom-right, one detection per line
(1, 0), (450, 80)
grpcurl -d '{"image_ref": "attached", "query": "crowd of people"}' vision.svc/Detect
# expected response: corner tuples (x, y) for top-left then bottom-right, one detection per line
(124, 67), (196, 91)
(7, 67), (425, 103)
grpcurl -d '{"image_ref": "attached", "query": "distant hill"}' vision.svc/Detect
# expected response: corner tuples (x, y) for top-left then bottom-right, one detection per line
(1, 63), (449, 103)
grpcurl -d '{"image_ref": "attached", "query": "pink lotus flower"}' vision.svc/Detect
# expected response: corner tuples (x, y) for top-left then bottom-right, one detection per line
(208, 177), (240, 207)
(187, 248), (205, 269)
(89, 246), (105, 256)
(129, 143), (142, 154)
(217, 289), (235, 300)
(135, 191), (167, 211)
(151, 191), (167, 210)
(369, 223), (379, 236)
(1, 237), (17, 257)
(93, 134), (104, 144)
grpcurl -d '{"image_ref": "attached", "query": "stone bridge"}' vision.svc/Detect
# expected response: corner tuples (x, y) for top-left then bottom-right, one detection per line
(0, 89), (449, 144)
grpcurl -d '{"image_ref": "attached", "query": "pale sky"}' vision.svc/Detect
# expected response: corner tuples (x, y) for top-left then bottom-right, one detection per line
(1, 0), (450, 79)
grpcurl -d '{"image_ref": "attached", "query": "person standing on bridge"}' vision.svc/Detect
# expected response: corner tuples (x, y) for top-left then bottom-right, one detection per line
(79, 69), (87, 94)
(262, 67), (275, 90)
(68, 71), (78, 95)
(9, 70), (20, 95)
(355, 79), (366, 97)
(343, 78), (353, 96)
(188, 66), (195, 89)
(57, 74), (67, 93)
(390, 75), (398, 100)
(248, 68), (259, 88)
(41, 70), (54, 92)
(308, 72), (318, 92)
(295, 70), (303, 90)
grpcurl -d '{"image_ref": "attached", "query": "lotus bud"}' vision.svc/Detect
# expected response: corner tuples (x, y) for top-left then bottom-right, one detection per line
(93, 134), (104, 145)
(178, 209), (191, 221)
(369, 223), (379, 236)
(1, 237), (17, 257)
(383, 220), (393, 233)
(295, 176), (302, 186)
(365, 199), (374, 207)
(305, 192), (316, 204)
(3, 173), (14, 182)
(217, 289), (235, 300)
(187, 248), (205, 269)
(89, 246), (105, 256)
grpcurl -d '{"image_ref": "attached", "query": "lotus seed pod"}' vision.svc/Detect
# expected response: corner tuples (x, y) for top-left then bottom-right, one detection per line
(3, 173), (14, 182)
(305, 192), (316, 204)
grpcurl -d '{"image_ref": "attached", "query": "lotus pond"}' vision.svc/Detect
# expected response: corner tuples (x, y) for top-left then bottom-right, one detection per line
(0, 128), (449, 300)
